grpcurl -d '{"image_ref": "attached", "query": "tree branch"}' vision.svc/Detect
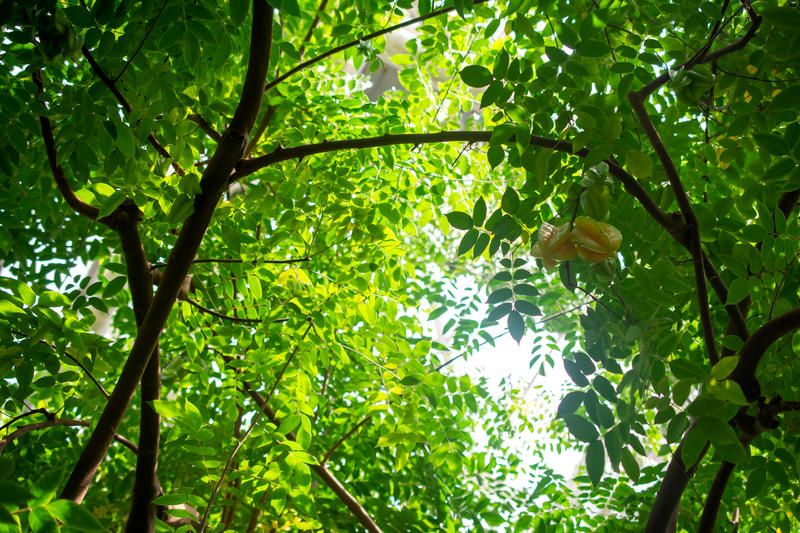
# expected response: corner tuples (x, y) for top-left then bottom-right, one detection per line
(10, 329), (110, 400)
(698, 461), (736, 533)
(186, 297), (262, 324)
(113, 0), (168, 81)
(628, 89), (718, 365)
(80, 46), (186, 176)
(321, 416), (371, 465)
(117, 210), (162, 533)
(60, 0), (274, 503)
(645, 421), (710, 533)
(188, 113), (223, 143)
(0, 417), (137, 454)
(240, 382), (382, 532)
(148, 255), (309, 270)
(731, 307), (800, 400)
(263, 0), (489, 93)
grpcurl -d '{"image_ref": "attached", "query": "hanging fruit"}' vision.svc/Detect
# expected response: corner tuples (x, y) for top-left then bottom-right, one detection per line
(532, 217), (622, 268)
(531, 222), (576, 268)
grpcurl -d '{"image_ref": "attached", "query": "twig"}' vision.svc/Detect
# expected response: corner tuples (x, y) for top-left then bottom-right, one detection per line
(113, 0), (168, 81)
(10, 329), (110, 399)
(297, 0), (329, 57)
(148, 256), (309, 270)
(188, 114), (223, 143)
(321, 416), (371, 465)
(185, 297), (262, 324)
(263, 0), (490, 93)
(0, 408), (52, 432)
(80, 46), (186, 176)
(0, 418), (137, 454)
(198, 322), (312, 531)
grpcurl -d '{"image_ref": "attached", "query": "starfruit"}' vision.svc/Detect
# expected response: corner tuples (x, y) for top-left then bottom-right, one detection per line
(580, 185), (611, 220)
(531, 222), (576, 268)
(571, 216), (622, 263)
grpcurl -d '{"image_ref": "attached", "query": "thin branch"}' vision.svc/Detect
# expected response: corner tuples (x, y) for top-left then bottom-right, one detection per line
(10, 329), (110, 399)
(240, 381), (382, 532)
(188, 114), (223, 143)
(244, 105), (277, 158)
(80, 46), (186, 176)
(198, 322), (312, 531)
(0, 418), (137, 454)
(297, 0), (329, 57)
(148, 256), (309, 270)
(263, 0), (490, 93)
(186, 297), (262, 324)
(321, 416), (371, 465)
(0, 408), (52, 432)
(113, 0), (168, 81)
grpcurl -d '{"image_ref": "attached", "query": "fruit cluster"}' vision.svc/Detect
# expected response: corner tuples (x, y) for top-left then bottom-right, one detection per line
(532, 217), (622, 269)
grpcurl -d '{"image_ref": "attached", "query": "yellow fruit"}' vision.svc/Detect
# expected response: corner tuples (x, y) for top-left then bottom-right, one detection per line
(572, 217), (622, 263)
(532, 222), (576, 268)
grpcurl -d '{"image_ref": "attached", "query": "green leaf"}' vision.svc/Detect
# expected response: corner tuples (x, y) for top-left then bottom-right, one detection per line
(0, 481), (33, 504)
(592, 376), (616, 403)
(487, 145), (505, 168)
(586, 440), (605, 485)
(0, 300), (24, 316)
(487, 288), (512, 304)
(472, 197), (487, 226)
(563, 414), (598, 442)
(557, 391), (584, 418)
(46, 500), (105, 531)
(457, 228), (479, 256)
(564, 359), (590, 387)
(697, 416), (738, 445)
(230, 0), (249, 24)
(669, 359), (707, 381)
(711, 356), (739, 381)
(514, 300), (541, 316)
(487, 302), (512, 322)
(102, 276), (127, 299)
(460, 65), (493, 87)
(576, 39), (611, 58)
(709, 380), (749, 406)
(501, 187), (520, 214)
(745, 467), (766, 499)
(507, 310), (525, 342)
(513, 283), (539, 296)
(625, 150), (653, 178)
(726, 278), (749, 305)
(445, 211), (473, 230)
(473, 232), (490, 257)
(620, 448), (639, 482)
(681, 428), (708, 467)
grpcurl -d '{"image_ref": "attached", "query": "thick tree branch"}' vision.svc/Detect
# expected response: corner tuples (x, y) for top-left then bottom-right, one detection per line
(60, 0), (274, 503)
(645, 422), (710, 533)
(117, 210), (162, 533)
(698, 461), (736, 533)
(0, 417), (137, 454)
(80, 46), (186, 176)
(731, 307), (800, 399)
(264, 0), (489, 93)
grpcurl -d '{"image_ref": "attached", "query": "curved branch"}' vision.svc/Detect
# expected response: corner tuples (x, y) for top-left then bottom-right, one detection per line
(148, 256), (309, 269)
(239, 381), (382, 532)
(732, 307), (800, 399)
(264, 0), (489, 93)
(0, 418), (137, 454)
(186, 297), (262, 324)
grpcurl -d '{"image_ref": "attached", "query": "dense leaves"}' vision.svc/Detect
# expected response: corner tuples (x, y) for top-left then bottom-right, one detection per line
(1, 0), (799, 531)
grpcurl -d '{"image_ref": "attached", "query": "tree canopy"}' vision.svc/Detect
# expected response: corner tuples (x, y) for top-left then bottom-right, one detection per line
(1, 0), (799, 531)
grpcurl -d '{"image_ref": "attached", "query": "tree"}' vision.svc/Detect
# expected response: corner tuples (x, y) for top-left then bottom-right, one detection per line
(0, 0), (798, 531)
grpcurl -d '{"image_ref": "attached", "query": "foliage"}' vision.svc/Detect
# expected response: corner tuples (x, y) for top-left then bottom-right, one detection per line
(0, 0), (799, 531)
